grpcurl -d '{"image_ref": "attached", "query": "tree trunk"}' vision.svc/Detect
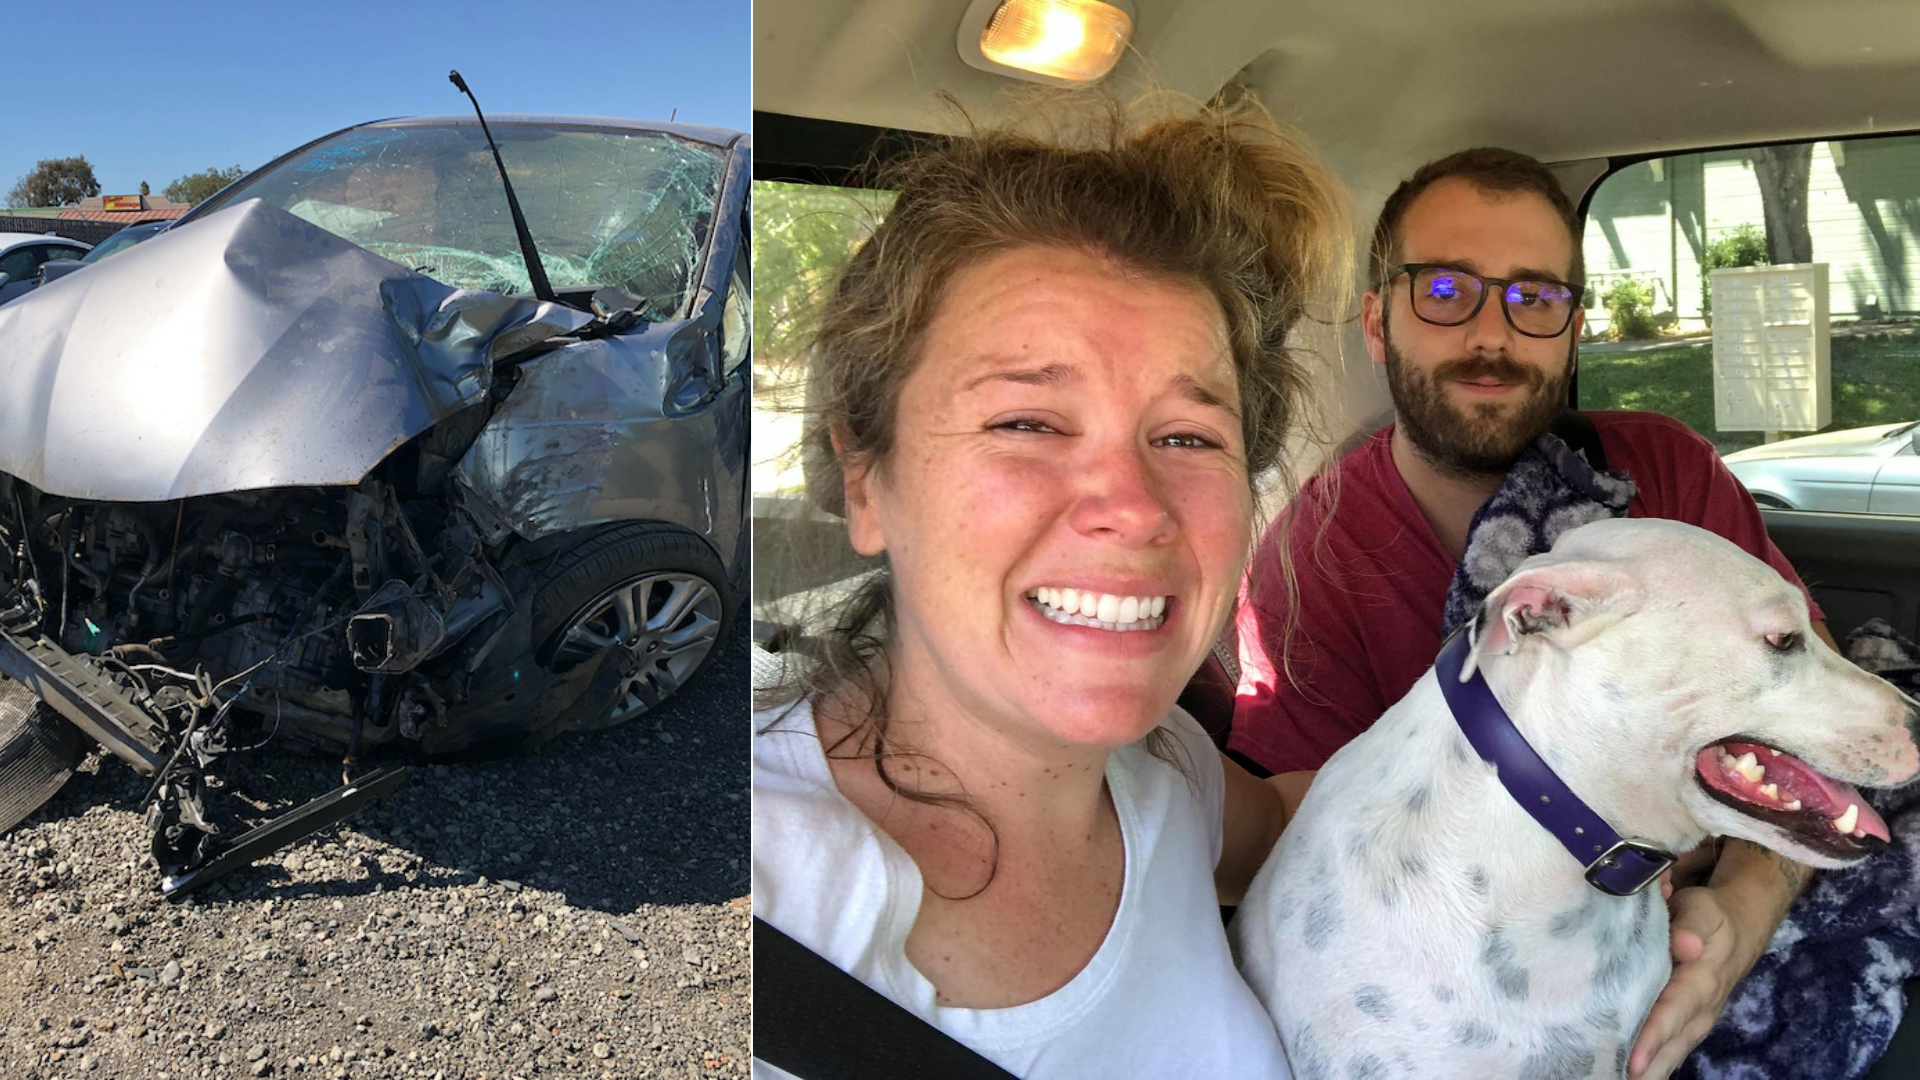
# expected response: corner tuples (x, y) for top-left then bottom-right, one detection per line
(1752, 143), (1815, 264)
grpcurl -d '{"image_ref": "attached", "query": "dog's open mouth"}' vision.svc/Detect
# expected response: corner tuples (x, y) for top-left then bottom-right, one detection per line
(1694, 739), (1891, 859)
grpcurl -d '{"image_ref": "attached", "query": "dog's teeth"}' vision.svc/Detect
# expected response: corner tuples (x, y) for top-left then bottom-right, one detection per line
(1760, 783), (1779, 800)
(1736, 761), (1765, 783)
(1785, 799), (1803, 811)
(1719, 751), (1738, 770)
(1834, 804), (1860, 834)
(1769, 748), (1781, 757)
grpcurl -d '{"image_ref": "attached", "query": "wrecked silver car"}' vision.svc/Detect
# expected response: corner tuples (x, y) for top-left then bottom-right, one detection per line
(0, 114), (750, 895)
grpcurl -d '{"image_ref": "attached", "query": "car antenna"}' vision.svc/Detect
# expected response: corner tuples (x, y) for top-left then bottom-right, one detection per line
(448, 69), (556, 303)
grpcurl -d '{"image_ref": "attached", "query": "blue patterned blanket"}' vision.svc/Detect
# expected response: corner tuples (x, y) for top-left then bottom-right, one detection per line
(1440, 431), (1920, 1080)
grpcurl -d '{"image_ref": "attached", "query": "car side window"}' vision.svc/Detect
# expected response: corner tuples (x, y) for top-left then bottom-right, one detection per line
(750, 180), (894, 497)
(1578, 135), (1920, 517)
(750, 179), (896, 617)
(43, 245), (87, 265)
(0, 248), (37, 283)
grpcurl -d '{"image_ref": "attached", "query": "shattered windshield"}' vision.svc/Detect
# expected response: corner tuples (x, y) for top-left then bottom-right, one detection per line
(202, 122), (726, 318)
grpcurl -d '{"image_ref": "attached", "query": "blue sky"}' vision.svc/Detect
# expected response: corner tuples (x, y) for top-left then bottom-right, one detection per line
(2, 0), (749, 201)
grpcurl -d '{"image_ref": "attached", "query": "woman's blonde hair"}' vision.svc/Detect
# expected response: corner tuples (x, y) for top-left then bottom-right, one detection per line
(761, 95), (1350, 849)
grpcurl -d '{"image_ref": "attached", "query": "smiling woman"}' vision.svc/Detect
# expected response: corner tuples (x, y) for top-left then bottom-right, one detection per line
(749, 99), (1350, 1078)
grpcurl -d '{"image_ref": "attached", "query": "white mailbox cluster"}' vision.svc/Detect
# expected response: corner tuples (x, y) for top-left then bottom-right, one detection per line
(1710, 263), (1831, 435)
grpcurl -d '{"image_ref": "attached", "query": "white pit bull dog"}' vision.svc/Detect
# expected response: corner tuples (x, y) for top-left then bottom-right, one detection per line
(1231, 518), (1920, 1078)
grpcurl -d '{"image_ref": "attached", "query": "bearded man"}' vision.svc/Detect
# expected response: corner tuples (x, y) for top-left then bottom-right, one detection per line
(1230, 147), (1830, 1079)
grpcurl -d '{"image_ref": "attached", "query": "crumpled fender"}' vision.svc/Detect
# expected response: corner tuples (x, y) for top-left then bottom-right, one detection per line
(0, 199), (591, 501)
(453, 316), (746, 565)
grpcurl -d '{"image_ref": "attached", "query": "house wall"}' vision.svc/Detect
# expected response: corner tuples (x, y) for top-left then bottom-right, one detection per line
(1582, 136), (1920, 335)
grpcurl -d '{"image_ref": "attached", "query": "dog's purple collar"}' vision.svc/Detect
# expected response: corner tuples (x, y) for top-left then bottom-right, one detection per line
(1435, 624), (1676, 897)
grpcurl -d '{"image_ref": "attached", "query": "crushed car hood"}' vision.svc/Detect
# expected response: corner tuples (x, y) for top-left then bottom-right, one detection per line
(0, 199), (593, 501)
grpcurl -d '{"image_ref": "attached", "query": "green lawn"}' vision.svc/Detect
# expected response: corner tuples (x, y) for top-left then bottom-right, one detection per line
(1578, 334), (1920, 451)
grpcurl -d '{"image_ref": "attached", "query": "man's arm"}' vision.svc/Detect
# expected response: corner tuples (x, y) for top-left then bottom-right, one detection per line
(1216, 760), (1318, 904)
(1628, 619), (1831, 1078)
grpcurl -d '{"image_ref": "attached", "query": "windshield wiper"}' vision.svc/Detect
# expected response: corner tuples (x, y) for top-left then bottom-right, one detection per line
(448, 70), (556, 304)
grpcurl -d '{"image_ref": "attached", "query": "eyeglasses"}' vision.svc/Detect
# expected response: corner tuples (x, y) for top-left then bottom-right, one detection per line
(1386, 263), (1584, 339)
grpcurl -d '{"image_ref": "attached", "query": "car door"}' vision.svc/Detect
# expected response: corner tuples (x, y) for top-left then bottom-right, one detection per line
(1869, 434), (1920, 516)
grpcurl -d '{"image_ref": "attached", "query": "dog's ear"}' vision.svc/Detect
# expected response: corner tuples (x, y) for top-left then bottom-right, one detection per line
(1462, 560), (1643, 678)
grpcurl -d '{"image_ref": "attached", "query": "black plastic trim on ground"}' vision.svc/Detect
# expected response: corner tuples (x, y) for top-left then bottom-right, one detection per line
(159, 765), (409, 900)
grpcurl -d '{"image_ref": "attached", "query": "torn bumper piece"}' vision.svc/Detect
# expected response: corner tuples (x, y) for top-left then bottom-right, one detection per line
(0, 627), (406, 891)
(0, 628), (164, 774)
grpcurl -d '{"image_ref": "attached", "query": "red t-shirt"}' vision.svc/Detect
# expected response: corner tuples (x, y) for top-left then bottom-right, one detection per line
(1229, 411), (1824, 774)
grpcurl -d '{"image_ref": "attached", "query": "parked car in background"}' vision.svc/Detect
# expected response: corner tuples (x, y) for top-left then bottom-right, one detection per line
(36, 219), (174, 288)
(0, 233), (90, 305)
(0, 113), (750, 896)
(1726, 420), (1920, 514)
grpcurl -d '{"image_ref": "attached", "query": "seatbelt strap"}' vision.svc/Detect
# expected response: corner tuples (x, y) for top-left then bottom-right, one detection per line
(753, 916), (1022, 1080)
(1550, 409), (1609, 472)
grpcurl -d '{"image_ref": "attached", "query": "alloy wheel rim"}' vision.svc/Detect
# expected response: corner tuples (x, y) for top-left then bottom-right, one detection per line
(553, 572), (722, 722)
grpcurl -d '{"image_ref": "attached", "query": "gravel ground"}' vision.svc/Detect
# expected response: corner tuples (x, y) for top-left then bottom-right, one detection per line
(0, 621), (750, 1080)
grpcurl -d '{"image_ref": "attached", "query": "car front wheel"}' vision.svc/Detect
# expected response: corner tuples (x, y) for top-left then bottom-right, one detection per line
(531, 524), (731, 733)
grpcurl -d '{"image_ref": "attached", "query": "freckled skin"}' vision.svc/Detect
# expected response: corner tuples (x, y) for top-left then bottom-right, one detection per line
(828, 246), (1258, 1012)
(848, 245), (1251, 753)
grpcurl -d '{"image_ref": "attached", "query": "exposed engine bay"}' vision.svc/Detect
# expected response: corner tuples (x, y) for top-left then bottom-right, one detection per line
(0, 448), (515, 759)
(0, 432), (540, 891)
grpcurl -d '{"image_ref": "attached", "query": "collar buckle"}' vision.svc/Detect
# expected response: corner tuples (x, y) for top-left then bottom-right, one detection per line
(1583, 838), (1676, 897)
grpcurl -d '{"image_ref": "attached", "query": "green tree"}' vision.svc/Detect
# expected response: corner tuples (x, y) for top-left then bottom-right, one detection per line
(751, 182), (894, 380)
(139, 180), (150, 197)
(164, 165), (247, 206)
(7, 156), (101, 208)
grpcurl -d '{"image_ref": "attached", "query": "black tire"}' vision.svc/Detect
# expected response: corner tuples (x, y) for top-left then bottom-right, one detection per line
(0, 677), (90, 835)
(529, 524), (732, 733)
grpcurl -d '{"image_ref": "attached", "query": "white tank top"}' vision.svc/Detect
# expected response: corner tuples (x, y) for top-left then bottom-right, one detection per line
(750, 700), (1292, 1078)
